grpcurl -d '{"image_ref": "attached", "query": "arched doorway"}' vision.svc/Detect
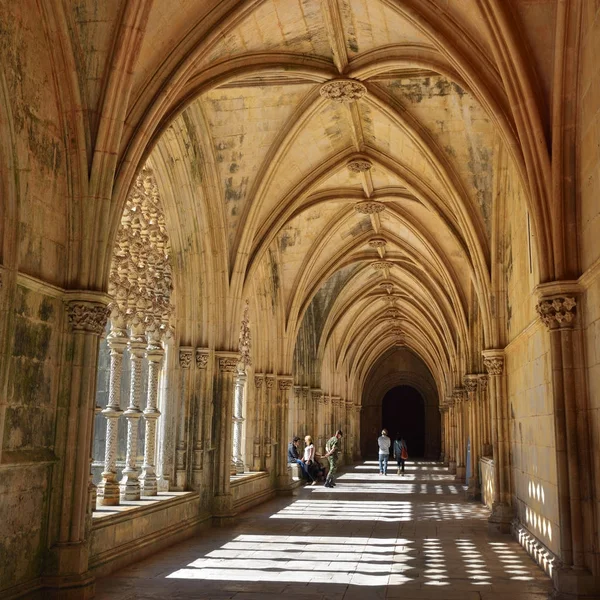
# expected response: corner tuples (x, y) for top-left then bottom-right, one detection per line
(382, 386), (426, 457)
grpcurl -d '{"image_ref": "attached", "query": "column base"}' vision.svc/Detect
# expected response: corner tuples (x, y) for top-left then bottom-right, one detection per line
(488, 502), (513, 534)
(448, 460), (457, 474)
(140, 470), (158, 496)
(466, 478), (481, 501)
(235, 459), (245, 475)
(552, 566), (600, 599)
(212, 493), (235, 526)
(41, 574), (95, 600)
(97, 476), (121, 506)
(455, 466), (466, 482)
(119, 471), (141, 501)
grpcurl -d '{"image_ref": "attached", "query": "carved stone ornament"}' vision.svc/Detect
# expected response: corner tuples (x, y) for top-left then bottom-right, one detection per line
(372, 260), (393, 271)
(354, 200), (385, 214)
(254, 375), (264, 389)
(478, 374), (489, 392)
(463, 375), (479, 394)
(536, 296), (577, 328)
(265, 376), (275, 389)
(278, 379), (293, 391)
(379, 281), (394, 294)
(66, 302), (111, 335)
(219, 357), (238, 373)
(320, 79), (366, 103)
(483, 356), (504, 376)
(195, 349), (209, 369)
(238, 299), (251, 368)
(385, 307), (402, 320)
(390, 326), (404, 337)
(453, 388), (466, 403)
(108, 165), (174, 337)
(179, 348), (193, 369)
(347, 159), (372, 173)
(369, 238), (387, 249)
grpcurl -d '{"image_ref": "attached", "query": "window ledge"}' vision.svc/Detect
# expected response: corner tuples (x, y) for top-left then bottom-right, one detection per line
(230, 471), (268, 487)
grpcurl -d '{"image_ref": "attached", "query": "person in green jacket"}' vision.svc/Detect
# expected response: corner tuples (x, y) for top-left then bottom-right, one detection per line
(324, 430), (343, 488)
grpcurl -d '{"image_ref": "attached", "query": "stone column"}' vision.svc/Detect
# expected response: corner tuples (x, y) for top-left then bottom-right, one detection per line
(454, 389), (466, 482)
(483, 349), (512, 532)
(97, 325), (128, 505)
(312, 389), (324, 453)
(464, 375), (480, 500)
(191, 349), (209, 487)
(232, 366), (246, 475)
(276, 378), (293, 489)
(439, 404), (446, 463)
(479, 375), (492, 456)
(120, 329), (146, 501)
(264, 375), (275, 467)
(253, 374), (264, 471)
(212, 353), (237, 519)
(140, 337), (163, 496)
(174, 347), (193, 490)
(536, 288), (599, 596)
(49, 293), (109, 591)
(301, 387), (309, 438)
(447, 396), (457, 474)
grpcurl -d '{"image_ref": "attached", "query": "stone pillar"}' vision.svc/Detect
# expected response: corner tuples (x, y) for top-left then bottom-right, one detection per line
(483, 349), (512, 532)
(536, 286), (599, 597)
(301, 387), (309, 438)
(479, 375), (492, 456)
(264, 375), (275, 468)
(464, 375), (480, 500)
(439, 404), (446, 463)
(276, 378), (293, 489)
(120, 329), (146, 501)
(447, 396), (457, 474)
(97, 325), (128, 506)
(191, 349), (209, 487)
(232, 366), (246, 475)
(454, 389), (466, 482)
(253, 374), (264, 471)
(156, 341), (176, 491)
(212, 352), (237, 519)
(312, 389), (324, 453)
(140, 337), (163, 496)
(174, 346), (193, 490)
(48, 293), (109, 593)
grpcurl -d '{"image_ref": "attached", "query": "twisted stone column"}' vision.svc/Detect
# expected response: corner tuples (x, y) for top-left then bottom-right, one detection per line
(464, 375), (480, 499)
(97, 326), (128, 505)
(120, 331), (146, 500)
(140, 337), (163, 496)
(483, 349), (512, 532)
(232, 366), (246, 475)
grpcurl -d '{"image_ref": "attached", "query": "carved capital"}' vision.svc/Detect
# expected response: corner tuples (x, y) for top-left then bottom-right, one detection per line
(355, 200), (385, 214)
(218, 357), (238, 373)
(536, 296), (577, 328)
(265, 375), (275, 390)
(483, 350), (505, 376)
(463, 375), (479, 394)
(320, 78), (366, 102)
(254, 374), (264, 389)
(195, 348), (209, 369)
(278, 379), (293, 391)
(66, 298), (110, 335)
(347, 158), (372, 173)
(478, 374), (489, 392)
(179, 348), (193, 369)
(452, 388), (466, 403)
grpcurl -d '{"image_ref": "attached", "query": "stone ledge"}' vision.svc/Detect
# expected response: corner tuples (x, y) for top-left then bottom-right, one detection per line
(512, 518), (558, 578)
(229, 470), (268, 488)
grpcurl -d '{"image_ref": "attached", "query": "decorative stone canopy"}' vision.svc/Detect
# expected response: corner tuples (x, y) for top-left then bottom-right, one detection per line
(320, 79), (366, 103)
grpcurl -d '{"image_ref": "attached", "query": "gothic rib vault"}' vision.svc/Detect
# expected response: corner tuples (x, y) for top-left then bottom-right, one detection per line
(1, 1), (600, 599)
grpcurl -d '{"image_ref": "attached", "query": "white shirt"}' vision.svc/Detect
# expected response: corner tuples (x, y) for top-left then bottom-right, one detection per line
(303, 444), (315, 462)
(378, 435), (391, 455)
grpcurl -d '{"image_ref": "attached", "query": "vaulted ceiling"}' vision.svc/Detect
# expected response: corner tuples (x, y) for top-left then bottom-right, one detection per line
(132, 0), (550, 391)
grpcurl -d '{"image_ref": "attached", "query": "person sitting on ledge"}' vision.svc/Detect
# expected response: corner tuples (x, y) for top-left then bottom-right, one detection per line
(288, 436), (314, 483)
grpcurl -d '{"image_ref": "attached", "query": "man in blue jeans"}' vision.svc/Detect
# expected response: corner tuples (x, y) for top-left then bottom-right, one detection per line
(378, 429), (391, 475)
(288, 436), (314, 483)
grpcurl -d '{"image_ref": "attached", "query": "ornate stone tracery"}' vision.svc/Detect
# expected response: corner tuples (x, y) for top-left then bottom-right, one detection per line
(536, 296), (577, 327)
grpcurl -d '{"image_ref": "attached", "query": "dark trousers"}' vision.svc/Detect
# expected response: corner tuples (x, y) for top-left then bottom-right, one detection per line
(396, 458), (405, 473)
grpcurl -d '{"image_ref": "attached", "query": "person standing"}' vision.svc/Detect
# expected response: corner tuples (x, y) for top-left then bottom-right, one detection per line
(288, 436), (314, 483)
(393, 433), (408, 475)
(324, 430), (343, 488)
(378, 429), (391, 475)
(302, 435), (317, 485)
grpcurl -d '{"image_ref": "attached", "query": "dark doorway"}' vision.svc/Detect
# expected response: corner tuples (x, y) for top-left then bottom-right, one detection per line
(382, 386), (425, 457)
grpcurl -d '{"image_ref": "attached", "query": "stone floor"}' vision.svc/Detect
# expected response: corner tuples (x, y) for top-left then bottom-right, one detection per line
(95, 460), (553, 599)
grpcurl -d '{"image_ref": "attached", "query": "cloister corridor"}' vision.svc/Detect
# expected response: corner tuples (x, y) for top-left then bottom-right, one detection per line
(95, 461), (552, 600)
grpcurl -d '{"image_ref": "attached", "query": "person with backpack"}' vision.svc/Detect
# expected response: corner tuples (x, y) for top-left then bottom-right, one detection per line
(393, 433), (408, 475)
(323, 430), (343, 488)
